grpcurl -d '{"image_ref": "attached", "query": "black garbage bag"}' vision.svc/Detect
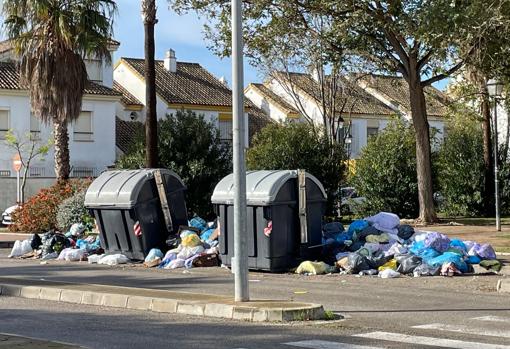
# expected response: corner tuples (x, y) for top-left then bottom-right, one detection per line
(41, 231), (55, 257)
(30, 234), (42, 250)
(323, 222), (344, 238)
(395, 254), (422, 274)
(348, 240), (365, 252)
(356, 226), (382, 241)
(366, 254), (392, 269)
(50, 233), (70, 254)
(413, 262), (440, 276)
(346, 253), (371, 273)
(398, 225), (415, 240)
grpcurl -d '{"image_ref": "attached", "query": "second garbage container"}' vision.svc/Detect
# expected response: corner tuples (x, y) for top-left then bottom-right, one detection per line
(211, 170), (327, 272)
(85, 169), (188, 260)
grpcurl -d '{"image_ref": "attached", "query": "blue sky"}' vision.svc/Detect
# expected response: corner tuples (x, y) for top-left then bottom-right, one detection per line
(114, 0), (262, 87)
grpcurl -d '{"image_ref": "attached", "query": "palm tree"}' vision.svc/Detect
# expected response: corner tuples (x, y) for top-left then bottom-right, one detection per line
(141, 0), (158, 168)
(2, 0), (117, 180)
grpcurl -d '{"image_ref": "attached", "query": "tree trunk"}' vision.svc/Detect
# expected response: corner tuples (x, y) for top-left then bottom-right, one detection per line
(143, 1), (158, 168)
(480, 87), (495, 216)
(408, 71), (437, 223)
(53, 119), (70, 180)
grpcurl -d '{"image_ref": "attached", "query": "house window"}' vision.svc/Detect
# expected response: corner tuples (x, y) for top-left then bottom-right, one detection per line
(367, 120), (380, 139)
(219, 120), (233, 142)
(74, 111), (93, 141)
(30, 113), (41, 140)
(71, 167), (97, 178)
(0, 170), (11, 177)
(84, 58), (103, 83)
(0, 109), (9, 139)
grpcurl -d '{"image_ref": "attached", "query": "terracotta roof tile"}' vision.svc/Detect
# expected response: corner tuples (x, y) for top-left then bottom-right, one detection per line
(274, 72), (396, 116)
(248, 83), (299, 115)
(121, 57), (233, 107)
(360, 75), (449, 117)
(0, 61), (120, 96)
(113, 81), (143, 106)
(115, 117), (144, 153)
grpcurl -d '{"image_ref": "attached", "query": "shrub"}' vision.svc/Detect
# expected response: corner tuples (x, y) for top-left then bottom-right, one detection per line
(247, 122), (346, 214)
(56, 190), (93, 231)
(436, 113), (485, 216)
(351, 120), (420, 218)
(117, 110), (232, 217)
(10, 179), (92, 233)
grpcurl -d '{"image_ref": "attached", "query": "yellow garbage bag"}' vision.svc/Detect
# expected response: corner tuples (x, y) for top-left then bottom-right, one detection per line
(296, 261), (332, 275)
(181, 233), (202, 247)
(378, 259), (397, 272)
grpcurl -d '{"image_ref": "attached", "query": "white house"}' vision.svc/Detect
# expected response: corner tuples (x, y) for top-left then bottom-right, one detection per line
(245, 72), (449, 158)
(113, 49), (271, 154)
(0, 40), (121, 211)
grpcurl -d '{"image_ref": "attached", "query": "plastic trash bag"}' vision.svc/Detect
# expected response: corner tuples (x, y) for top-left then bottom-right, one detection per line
(69, 223), (86, 237)
(424, 232), (450, 253)
(30, 234), (42, 250)
(366, 233), (390, 244)
(440, 262), (462, 277)
(41, 252), (58, 260)
(479, 259), (501, 272)
(164, 258), (186, 269)
(473, 244), (497, 260)
(448, 239), (467, 255)
(98, 254), (129, 266)
(87, 254), (102, 264)
(396, 254), (422, 274)
(181, 233), (202, 247)
(365, 212), (400, 234)
(366, 254), (392, 269)
(378, 259), (397, 271)
(427, 252), (468, 273)
(383, 242), (408, 257)
(397, 225), (415, 240)
(65, 249), (86, 261)
(413, 262), (440, 276)
(346, 253), (371, 274)
(355, 226), (382, 241)
(467, 255), (482, 264)
(409, 240), (441, 261)
(189, 216), (207, 231)
(323, 222), (345, 235)
(144, 248), (164, 263)
(8, 240), (32, 258)
(347, 220), (369, 237)
(177, 245), (205, 260)
(379, 269), (400, 278)
(296, 261), (334, 275)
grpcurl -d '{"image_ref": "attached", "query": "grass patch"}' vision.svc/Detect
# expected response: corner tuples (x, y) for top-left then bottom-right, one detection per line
(323, 310), (336, 321)
(496, 246), (510, 253)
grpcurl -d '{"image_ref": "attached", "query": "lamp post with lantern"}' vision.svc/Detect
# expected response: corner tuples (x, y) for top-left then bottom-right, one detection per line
(487, 78), (504, 232)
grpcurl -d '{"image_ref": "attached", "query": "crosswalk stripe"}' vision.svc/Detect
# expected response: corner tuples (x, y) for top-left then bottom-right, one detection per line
(471, 315), (510, 323)
(283, 340), (380, 349)
(413, 322), (510, 339)
(353, 331), (510, 349)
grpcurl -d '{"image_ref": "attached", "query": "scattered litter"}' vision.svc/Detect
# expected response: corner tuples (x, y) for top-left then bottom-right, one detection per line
(97, 254), (130, 266)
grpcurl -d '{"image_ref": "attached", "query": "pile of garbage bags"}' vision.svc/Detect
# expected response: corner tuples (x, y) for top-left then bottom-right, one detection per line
(8, 223), (102, 261)
(297, 212), (501, 277)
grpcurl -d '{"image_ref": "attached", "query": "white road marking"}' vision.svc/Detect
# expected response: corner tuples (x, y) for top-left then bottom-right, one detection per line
(413, 322), (510, 338)
(471, 315), (510, 323)
(353, 331), (510, 349)
(283, 340), (380, 349)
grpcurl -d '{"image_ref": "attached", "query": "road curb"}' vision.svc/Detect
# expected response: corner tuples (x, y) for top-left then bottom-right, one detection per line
(497, 278), (510, 293)
(0, 241), (14, 249)
(0, 280), (325, 322)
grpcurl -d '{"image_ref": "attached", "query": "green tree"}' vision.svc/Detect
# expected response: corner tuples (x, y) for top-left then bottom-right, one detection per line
(169, 0), (510, 223)
(247, 122), (345, 214)
(141, 0), (159, 168)
(2, 0), (116, 180)
(436, 111), (485, 216)
(351, 120), (420, 218)
(117, 110), (232, 217)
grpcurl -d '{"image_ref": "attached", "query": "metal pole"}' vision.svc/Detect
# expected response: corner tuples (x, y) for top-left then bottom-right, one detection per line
(232, 0), (249, 302)
(16, 170), (20, 204)
(494, 99), (501, 231)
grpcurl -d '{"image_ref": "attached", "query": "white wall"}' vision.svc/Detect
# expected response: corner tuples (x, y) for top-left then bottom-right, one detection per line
(245, 88), (288, 122)
(0, 93), (117, 178)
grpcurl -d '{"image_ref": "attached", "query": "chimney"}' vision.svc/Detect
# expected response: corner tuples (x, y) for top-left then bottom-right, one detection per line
(219, 76), (228, 86)
(164, 49), (177, 73)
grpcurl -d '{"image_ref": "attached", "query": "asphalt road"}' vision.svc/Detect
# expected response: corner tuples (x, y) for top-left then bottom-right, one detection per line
(1, 250), (509, 348)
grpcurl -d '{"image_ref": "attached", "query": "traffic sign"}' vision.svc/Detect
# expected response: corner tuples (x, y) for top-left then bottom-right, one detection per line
(12, 154), (22, 172)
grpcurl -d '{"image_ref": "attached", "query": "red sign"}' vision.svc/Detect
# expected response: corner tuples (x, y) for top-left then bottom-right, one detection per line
(12, 154), (22, 172)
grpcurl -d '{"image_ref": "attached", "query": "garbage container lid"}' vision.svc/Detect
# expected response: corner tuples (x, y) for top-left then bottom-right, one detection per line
(211, 170), (326, 205)
(85, 169), (185, 209)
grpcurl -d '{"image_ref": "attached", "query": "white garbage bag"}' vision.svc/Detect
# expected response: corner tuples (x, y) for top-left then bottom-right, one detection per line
(98, 254), (129, 266)
(8, 239), (32, 258)
(87, 254), (103, 264)
(65, 249), (86, 261)
(379, 269), (401, 278)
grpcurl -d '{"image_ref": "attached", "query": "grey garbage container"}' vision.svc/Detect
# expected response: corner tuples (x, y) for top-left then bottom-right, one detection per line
(211, 170), (327, 272)
(85, 169), (188, 260)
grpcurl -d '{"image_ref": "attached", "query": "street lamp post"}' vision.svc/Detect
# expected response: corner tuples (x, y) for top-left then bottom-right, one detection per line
(232, 0), (249, 302)
(487, 79), (504, 232)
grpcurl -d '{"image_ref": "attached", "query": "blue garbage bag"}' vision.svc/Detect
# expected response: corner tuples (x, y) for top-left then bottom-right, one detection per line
(427, 252), (468, 273)
(467, 255), (482, 264)
(189, 217), (207, 232)
(347, 220), (369, 239)
(449, 239), (467, 255)
(409, 240), (440, 262)
(424, 232), (450, 253)
(145, 248), (163, 263)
